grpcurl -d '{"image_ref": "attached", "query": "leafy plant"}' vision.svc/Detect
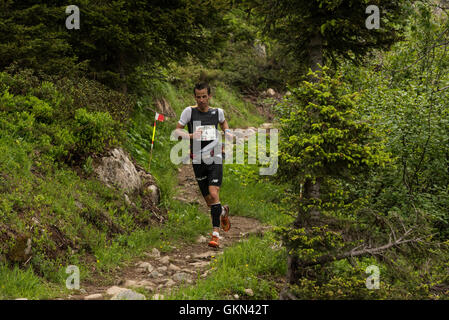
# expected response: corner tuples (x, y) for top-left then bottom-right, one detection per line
(73, 108), (117, 157)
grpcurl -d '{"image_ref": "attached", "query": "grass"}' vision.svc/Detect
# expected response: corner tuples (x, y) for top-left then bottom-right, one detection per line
(160, 128), (292, 300)
(0, 263), (64, 300)
(167, 234), (286, 300)
(213, 86), (264, 129)
(85, 81), (288, 300)
(220, 163), (292, 226)
(0, 113), (211, 299)
(163, 152), (292, 300)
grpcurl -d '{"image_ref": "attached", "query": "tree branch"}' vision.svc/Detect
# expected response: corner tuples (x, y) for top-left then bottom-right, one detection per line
(299, 229), (421, 268)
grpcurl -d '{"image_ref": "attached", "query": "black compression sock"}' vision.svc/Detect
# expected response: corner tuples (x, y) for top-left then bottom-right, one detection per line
(211, 203), (222, 228)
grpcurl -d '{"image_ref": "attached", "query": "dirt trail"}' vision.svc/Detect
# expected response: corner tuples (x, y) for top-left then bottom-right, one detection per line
(66, 164), (266, 300)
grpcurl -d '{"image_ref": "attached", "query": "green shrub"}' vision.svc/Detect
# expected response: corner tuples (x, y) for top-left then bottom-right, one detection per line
(30, 81), (67, 111)
(31, 98), (53, 123)
(0, 69), (135, 124)
(12, 111), (35, 140)
(82, 156), (94, 175)
(73, 108), (117, 156)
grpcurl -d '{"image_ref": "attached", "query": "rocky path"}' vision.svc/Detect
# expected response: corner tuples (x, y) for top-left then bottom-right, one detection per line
(66, 164), (267, 300)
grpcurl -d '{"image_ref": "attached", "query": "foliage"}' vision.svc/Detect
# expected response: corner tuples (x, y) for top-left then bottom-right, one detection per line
(243, 0), (416, 72)
(1, 68), (135, 124)
(271, 65), (446, 299)
(73, 108), (117, 156)
(2, 0), (449, 301)
(0, 263), (60, 299)
(341, 2), (449, 239)
(204, 8), (289, 91)
(0, 1), (82, 77)
(275, 67), (391, 190)
(0, 70), (133, 162)
(272, 2), (449, 299)
(0, 0), (231, 92)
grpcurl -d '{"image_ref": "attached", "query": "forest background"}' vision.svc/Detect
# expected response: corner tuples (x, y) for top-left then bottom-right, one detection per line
(0, 0), (448, 300)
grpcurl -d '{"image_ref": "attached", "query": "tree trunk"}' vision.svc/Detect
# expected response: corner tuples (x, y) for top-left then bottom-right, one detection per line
(286, 253), (299, 285)
(286, 177), (323, 284)
(286, 32), (324, 285)
(308, 32), (324, 76)
(304, 177), (322, 221)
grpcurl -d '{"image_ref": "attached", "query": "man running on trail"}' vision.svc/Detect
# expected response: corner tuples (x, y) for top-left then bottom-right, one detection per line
(175, 82), (232, 248)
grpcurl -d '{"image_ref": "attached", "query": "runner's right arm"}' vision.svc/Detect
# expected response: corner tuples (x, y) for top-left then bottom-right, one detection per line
(175, 123), (191, 139)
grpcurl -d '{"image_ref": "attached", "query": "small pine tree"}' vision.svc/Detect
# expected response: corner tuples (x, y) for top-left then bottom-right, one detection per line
(275, 67), (391, 286)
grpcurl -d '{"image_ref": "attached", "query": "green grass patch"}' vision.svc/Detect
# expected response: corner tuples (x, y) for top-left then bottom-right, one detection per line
(212, 86), (264, 129)
(0, 263), (64, 300)
(221, 164), (291, 226)
(167, 234), (286, 300)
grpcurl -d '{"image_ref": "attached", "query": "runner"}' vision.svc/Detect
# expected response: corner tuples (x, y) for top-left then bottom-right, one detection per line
(175, 82), (233, 248)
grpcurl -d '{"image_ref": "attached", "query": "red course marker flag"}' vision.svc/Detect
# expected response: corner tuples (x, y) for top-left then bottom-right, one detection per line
(155, 112), (165, 122)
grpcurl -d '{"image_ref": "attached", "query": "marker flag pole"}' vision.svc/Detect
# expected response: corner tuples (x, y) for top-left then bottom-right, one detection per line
(148, 112), (165, 172)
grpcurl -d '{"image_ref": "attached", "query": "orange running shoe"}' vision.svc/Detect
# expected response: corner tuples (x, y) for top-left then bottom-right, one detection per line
(208, 233), (220, 248)
(220, 205), (231, 232)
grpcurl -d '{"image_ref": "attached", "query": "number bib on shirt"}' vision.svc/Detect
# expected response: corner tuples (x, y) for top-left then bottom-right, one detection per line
(196, 125), (217, 141)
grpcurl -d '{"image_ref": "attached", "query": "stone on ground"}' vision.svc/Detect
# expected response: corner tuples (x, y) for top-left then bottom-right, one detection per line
(168, 263), (181, 272)
(159, 256), (170, 264)
(111, 289), (146, 300)
(165, 279), (176, 287)
(124, 280), (138, 287)
(106, 286), (128, 296)
(157, 266), (168, 272)
(193, 251), (221, 260)
(173, 272), (190, 282)
(84, 293), (103, 300)
(189, 261), (210, 268)
(244, 288), (254, 296)
(145, 248), (161, 259)
(149, 271), (163, 279)
(196, 235), (207, 243)
(94, 148), (142, 193)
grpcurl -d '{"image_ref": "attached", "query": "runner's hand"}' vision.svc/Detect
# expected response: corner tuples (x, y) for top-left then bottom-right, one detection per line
(192, 128), (203, 140)
(225, 129), (234, 141)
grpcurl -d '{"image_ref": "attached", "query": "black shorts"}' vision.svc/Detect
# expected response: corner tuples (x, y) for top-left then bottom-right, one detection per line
(192, 163), (223, 197)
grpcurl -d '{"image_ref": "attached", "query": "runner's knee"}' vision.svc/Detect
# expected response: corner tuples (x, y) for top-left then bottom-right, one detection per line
(208, 189), (219, 203)
(204, 195), (213, 207)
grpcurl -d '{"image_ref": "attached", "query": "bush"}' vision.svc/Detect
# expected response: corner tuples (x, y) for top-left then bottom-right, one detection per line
(31, 98), (53, 123)
(73, 108), (117, 157)
(0, 69), (135, 124)
(0, 70), (131, 163)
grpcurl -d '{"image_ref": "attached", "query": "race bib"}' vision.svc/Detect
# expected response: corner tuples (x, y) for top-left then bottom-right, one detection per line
(196, 125), (217, 141)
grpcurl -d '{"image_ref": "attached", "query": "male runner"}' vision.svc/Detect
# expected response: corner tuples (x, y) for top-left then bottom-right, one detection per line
(175, 82), (232, 248)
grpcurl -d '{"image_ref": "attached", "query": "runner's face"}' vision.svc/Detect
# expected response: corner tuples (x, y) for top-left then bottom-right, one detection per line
(194, 88), (211, 109)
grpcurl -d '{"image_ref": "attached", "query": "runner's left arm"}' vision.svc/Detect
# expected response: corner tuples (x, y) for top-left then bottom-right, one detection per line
(219, 119), (234, 141)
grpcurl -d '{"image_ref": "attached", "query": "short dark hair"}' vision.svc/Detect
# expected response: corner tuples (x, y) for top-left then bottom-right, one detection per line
(193, 82), (210, 95)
